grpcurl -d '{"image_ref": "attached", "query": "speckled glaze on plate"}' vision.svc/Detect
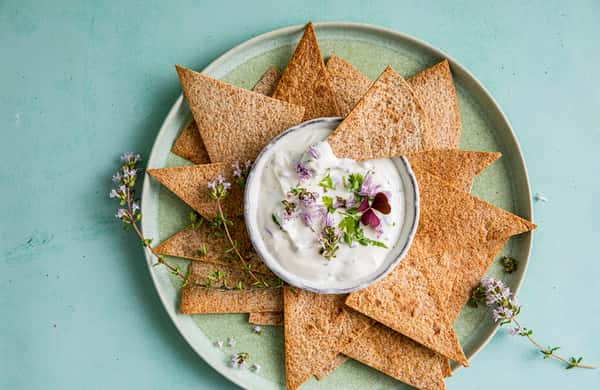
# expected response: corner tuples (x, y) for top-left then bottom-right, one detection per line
(141, 22), (533, 389)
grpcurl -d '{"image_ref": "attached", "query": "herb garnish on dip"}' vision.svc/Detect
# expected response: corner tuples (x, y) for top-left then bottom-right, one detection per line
(246, 120), (409, 291)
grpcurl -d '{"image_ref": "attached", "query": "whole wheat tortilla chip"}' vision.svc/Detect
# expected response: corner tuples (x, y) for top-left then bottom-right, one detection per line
(447, 238), (509, 321)
(147, 162), (242, 219)
(326, 56), (462, 148)
(412, 167), (536, 255)
(180, 262), (282, 314)
(326, 55), (371, 116)
(346, 243), (468, 366)
(314, 354), (349, 380)
(408, 59), (462, 149)
(341, 323), (447, 390)
(327, 66), (433, 161)
(176, 65), (304, 163)
(153, 217), (272, 275)
(272, 22), (340, 120)
(248, 312), (283, 326)
(409, 150), (501, 192)
(171, 67), (282, 164)
(171, 120), (212, 164)
(346, 170), (536, 365)
(283, 288), (348, 390)
(252, 66), (282, 96)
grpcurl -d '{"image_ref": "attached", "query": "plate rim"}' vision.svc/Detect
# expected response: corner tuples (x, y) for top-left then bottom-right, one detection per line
(141, 21), (533, 388)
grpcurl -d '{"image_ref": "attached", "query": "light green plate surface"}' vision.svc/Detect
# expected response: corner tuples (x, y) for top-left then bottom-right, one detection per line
(141, 22), (532, 389)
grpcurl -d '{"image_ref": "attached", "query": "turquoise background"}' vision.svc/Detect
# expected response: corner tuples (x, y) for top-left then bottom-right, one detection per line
(1, 1), (599, 389)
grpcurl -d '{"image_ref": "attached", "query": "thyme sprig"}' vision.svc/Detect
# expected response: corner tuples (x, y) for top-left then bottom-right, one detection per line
(470, 277), (596, 370)
(110, 153), (281, 290)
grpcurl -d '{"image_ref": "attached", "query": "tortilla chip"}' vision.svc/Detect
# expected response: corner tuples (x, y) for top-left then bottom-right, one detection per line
(346, 243), (468, 366)
(283, 288), (348, 390)
(175, 65), (304, 163)
(413, 168), (536, 255)
(346, 169), (536, 365)
(314, 354), (349, 380)
(447, 238), (509, 321)
(248, 312), (283, 326)
(327, 66), (433, 161)
(408, 60), (462, 149)
(341, 323), (447, 390)
(272, 22), (340, 120)
(409, 150), (501, 192)
(147, 162), (242, 219)
(180, 262), (282, 314)
(171, 67), (282, 164)
(252, 66), (282, 96)
(153, 217), (272, 275)
(171, 120), (212, 164)
(326, 55), (371, 116)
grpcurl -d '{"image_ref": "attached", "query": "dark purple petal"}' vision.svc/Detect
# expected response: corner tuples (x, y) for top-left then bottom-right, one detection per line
(371, 192), (391, 215)
(361, 209), (380, 228)
(357, 198), (370, 212)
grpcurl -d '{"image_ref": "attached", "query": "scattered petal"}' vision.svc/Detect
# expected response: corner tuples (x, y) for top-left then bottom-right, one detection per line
(361, 209), (380, 228)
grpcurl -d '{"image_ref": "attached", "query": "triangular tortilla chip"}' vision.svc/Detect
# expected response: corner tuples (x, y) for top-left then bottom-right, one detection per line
(314, 354), (349, 380)
(346, 169), (536, 365)
(147, 162), (242, 219)
(283, 288), (347, 390)
(327, 66), (433, 160)
(171, 67), (282, 164)
(153, 217), (272, 275)
(326, 54), (371, 116)
(327, 56), (461, 149)
(272, 22), (340, 120)
(171, 120), (212, 164)
(342, 323), (447, 390)
(248, 312), (283, 326)
(447, 238), (509, 321)
(408, 60), (461, 149)
(346, 243), (468, 366)
(252, 66), (282, 96)
(176, 65), (304, 163)
(409, 150), (501, 192)
(413, 168), (536, 255)
(180, 261), (283, 314)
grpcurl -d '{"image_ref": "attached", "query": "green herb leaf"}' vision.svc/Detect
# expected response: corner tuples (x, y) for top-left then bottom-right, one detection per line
(322, 196), (336, 213)
(344, 173), (364, 193)
(319, 172), (335, 192)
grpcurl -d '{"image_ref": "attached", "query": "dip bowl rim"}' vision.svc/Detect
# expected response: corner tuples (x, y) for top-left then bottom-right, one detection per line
(243, 116), (420, 294)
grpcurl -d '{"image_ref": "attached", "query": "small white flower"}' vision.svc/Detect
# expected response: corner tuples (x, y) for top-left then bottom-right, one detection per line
(534, 192), (549, 203)
(251, 363), (261, 373)
(252, 325), (262, 334)
(227, 337), (236, 347)
(230, 352), (249, 369)
(214, 340), (223, 349)
(131, 202), (140, 213)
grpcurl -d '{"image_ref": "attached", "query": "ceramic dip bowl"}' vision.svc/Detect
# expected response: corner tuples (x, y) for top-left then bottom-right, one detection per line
(244, 117), (419, 294)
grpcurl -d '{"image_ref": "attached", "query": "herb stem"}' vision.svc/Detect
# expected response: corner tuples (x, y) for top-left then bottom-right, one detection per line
(512, 319), (596, 369)
(215, 198), (262, 285)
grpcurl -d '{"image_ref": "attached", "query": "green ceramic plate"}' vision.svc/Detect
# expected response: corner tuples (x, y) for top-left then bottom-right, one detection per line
(141, 22), (533, 389)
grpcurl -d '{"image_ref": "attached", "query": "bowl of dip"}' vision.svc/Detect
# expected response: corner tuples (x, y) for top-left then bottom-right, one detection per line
(244, 117), (419, 294)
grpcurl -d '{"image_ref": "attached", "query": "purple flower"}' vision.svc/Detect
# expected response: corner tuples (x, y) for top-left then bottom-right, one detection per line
(112, 172), (122, 183)
(208, 175), (232, 200)
(480, 277), (511, 305)
(358, 173), (381, 197)
(302, 212), (313, 227)
(120, 152), (141, 164)
(109, 189), (119, 199)
(115, 208), (128, 219)
(232, 161), (243, 178)
(334, 196), (355, 209)
(509, 326), (521, 336)
(306, 145), (320, 159)
(492, 305), (515, 322)
(230, 352), (249, 369)
(323, 212), (335, 228)
(295, 161), (312, 182)
(131, 202), (140, 213)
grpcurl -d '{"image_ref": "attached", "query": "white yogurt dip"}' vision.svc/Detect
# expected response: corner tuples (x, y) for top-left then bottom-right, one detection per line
(245, 119), (417, 292)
